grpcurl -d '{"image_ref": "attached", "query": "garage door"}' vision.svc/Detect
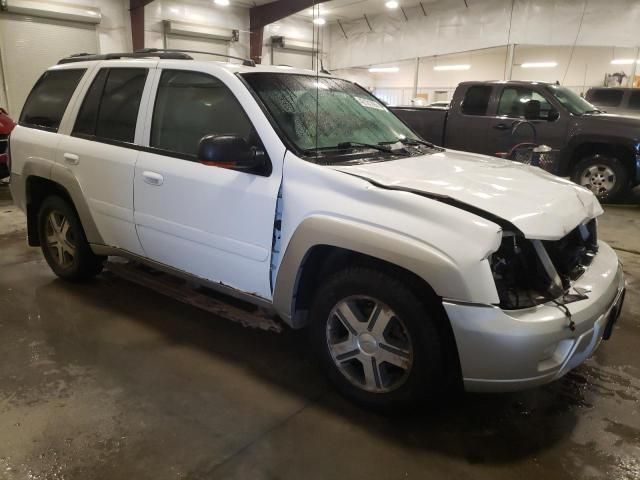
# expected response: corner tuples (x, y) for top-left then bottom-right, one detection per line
(166, 34), (229, 61)
(0, 13), (98, 116)
(272, 49), (314, 70)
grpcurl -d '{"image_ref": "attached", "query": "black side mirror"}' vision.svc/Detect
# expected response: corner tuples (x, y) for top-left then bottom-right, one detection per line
(547, 109), (560, 121)
(524, 100), (541, 120)
(197, 134), (268, 173)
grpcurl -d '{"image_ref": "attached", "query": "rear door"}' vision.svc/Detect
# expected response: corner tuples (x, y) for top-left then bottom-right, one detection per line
(484, 85), (568, 157)
(56, 60), (156, 255)
(444, 84), (495, 154)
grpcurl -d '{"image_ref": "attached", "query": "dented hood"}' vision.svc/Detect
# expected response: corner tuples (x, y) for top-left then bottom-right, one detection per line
(331, 149), (603, 240)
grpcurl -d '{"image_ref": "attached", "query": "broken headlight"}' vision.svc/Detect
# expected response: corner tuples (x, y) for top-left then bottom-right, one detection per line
(490, 220), (598, 310)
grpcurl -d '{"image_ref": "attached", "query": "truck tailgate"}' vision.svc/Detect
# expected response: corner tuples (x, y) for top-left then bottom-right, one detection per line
(390, 107), (448, 146)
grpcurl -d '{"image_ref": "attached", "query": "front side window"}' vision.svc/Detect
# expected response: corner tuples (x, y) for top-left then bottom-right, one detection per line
(242, 73), (417, 153)
(151, 70), (255, 157)
(628, 91), (640, 110)
(590, 89), (624, 107)
(497, 87), (554, 118)
(20, 69), (86, 132)
(461, 85), (492, 116)
(73, 68), (148, 143)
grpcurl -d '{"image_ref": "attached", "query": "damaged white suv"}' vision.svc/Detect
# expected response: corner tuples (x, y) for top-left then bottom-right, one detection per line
(9, 51), (625, 409)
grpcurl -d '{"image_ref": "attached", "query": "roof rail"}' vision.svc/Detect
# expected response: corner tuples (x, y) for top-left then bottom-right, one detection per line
(136, 48), (256, 67)
(58, 51), (193, 64)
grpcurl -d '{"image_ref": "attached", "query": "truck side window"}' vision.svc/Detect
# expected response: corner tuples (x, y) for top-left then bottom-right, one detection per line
(497, 87), (553, 118)
(461, 86), (492, 116)
(73, 68), (148, 144)
(628, 91), (640, 110)
(591, 89), (624, 107)
(151, 70), (254, 158)
(20, 69), (86, 132)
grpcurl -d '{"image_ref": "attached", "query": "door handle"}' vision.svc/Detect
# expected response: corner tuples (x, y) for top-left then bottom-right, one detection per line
(493, 123), (510, 130)
(142, 171), (164, 186)
(63, 153), (80, 165)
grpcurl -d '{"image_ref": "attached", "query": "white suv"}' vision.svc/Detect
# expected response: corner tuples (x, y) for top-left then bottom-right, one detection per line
(8, 51), (625, 409)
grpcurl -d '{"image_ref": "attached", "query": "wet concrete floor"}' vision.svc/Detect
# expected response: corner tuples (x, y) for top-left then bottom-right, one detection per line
(0, 185), (639, 480)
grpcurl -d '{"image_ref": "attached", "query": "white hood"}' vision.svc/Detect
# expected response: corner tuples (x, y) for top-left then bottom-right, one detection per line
(331, 149), (603, 240)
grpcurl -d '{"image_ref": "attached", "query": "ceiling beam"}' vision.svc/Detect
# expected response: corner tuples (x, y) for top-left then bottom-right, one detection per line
(129, 0), (155, 51)
(250, 0), (331, 64)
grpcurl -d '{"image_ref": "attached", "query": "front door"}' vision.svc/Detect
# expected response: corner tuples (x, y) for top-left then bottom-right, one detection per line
(133, 69), (281, 300)
(485, 85), (568, 157)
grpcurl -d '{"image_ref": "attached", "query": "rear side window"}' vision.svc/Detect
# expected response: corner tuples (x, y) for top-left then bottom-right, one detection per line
(461, 86), (492, 116)
(73, 68), (148, 143)
(151, 70), (254, 157)
(590, 89), (624, 107)
(629, 91), (640, 110)
(20, 69), (86, 132)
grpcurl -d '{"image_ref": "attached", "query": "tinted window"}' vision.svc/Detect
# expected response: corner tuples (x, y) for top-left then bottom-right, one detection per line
(73, 68), (147, 143)
(497, 87), (554, 118)
(151, 70), (254, 157)
(20, 69), (86, 132)
(629, 91), (640, 110)
(590, 89), (624, 107)
(461, 86), (492, 116)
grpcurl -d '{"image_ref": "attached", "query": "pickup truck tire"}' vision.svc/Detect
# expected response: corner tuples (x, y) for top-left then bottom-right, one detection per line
(309, 267), (447, 411)
(37, 196), (105, 281)
(571, 154), (629, 202)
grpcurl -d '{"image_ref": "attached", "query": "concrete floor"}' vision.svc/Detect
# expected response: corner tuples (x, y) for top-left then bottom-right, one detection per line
(0, 185), (638, 480)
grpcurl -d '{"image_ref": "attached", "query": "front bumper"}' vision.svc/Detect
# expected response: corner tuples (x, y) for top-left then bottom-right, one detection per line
(445, 240), (625, 392)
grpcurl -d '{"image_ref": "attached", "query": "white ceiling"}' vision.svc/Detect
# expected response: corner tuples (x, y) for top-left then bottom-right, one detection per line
(236, 0), (445, 23)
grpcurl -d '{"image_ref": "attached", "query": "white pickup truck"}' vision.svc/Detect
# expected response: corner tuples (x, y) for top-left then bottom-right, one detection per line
(8, 51), (625, 410)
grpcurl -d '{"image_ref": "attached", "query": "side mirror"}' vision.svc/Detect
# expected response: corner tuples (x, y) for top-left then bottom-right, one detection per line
(197, 134), (267, 172)
(524, 100), (541, 120)
(547, 109), (560, 121)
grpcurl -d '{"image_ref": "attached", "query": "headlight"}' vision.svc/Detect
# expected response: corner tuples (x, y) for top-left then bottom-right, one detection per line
(490, 220), (598, 310)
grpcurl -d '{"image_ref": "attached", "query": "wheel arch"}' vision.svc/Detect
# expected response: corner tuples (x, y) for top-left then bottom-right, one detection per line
(24, 166), (102, 247)
(272, 215), (477, 329)
(562, 135), (636, 179)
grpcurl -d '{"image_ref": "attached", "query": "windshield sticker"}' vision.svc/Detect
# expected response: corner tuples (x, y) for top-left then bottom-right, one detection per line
(355, 96), (386, 111)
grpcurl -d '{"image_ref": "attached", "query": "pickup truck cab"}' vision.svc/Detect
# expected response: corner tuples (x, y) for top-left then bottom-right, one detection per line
(8, 53), (625, 409)
(585, 87), (640, 118)
(392, 81), (640, 202)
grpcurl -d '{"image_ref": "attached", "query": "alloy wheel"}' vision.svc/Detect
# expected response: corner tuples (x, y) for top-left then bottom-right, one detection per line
(580, 164), (616, 197)
(45, 210), (76, 269)
(326, 295), (413, 393)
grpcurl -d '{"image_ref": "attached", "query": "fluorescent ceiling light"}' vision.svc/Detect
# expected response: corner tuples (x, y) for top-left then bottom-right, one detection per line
(433, 64), (471, 71)
(313, 17), (326, 25)
(521, 62), (558, 68)
(369, 67), (399, 73)
(610, 58), (638, 65)
(214, 0), (229, 5)
(385, 1), (399, 9)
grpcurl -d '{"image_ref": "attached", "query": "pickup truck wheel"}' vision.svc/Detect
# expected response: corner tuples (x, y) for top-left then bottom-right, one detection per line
(310, 267), (447, 410)
(37, 196), (104, 281)
(571, 154), (629, 202)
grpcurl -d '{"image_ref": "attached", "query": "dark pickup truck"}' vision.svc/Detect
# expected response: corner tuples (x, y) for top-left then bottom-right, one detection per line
(391, 80), (640, 201)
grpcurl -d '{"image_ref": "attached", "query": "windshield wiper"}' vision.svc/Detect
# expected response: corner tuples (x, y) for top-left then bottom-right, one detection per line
(400, 137), (443, 149)
(336, 141), (395, 153)
(583, 109), (603, 115)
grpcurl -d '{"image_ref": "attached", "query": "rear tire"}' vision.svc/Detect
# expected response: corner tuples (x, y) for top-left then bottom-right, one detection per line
(37, 196), (104, 281)
(309, 266), (452, 411)
(571, 154), (629, 202)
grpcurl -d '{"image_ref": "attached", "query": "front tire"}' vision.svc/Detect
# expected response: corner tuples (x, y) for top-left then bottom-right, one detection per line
(310, 267), (451, 410)
(37, 196), (104, 281)
(571, 154), (629, 202)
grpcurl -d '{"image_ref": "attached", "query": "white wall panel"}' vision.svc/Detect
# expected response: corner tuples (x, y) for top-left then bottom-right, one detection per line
(328, 0), (640, 70)
(0, 13), (98, 115)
